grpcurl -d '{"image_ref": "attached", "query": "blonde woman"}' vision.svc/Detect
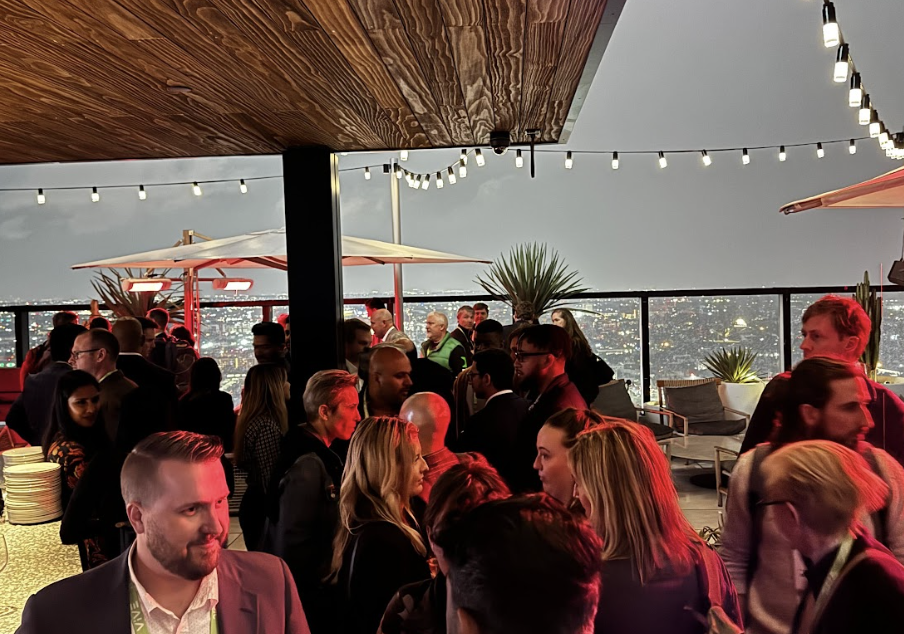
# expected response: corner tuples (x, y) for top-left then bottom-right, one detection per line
(569, 420), (742, 634)
(331, 416), (430, 634)
(761, 440), (904, 634)
(234, 363), (290, 550)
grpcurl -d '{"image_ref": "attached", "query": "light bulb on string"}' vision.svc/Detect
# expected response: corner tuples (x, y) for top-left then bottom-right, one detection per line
(859, 95), (871, 125)
(421, 174), (430, 190)
(91, 187), (100, 203)
(742, 148), (750, 165)
(658, 152), (667, 169)
(364, 167), (371, 180)
(475, 149), (485, 167)
(447, 166), (457, 185)
(565, 151), (573, 169)
(192, 182), (202, 196)
(400, 150), (409, 161)
(394, 164), (402, 179)
(36, 188), (45, 205)
(849, 139), (857, 155)
(779, 146), (787, 162)
(138, 185), (147, 200)
(436, 171), (444, 189)
(879, 128), (890, 147)
(459, 158), (467, 178)
(833, 44), (850, 83)
(816, 143), (825, 159)
(611, 152), (619, 170)
(849, 73), (862, 108)
(823, 2), (840, 48)
(869, 111), (881, 137)
(701, 150), (712, 167)
(515, 149), (523, 168)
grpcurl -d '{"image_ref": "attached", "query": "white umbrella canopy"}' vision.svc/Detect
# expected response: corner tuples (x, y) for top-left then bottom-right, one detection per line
(72, 228), (490, 270)
(780, 165), (904, 214)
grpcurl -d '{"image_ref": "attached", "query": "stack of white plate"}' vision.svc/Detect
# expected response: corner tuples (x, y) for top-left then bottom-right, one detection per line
(4, 462), (63, 525)
(0, 446), (45, 486)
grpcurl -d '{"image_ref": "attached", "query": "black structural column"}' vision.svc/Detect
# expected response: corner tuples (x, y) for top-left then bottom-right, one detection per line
(640, 296), (651, 403)
(780, 292), (793, 371)
(283, 147), (344, 395)
(14, 309), (29, 367)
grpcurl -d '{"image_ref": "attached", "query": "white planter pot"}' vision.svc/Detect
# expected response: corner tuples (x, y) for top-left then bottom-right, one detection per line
(718, 382), (766, 418)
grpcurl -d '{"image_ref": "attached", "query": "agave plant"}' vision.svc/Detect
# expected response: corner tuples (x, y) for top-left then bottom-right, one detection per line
(703, 346), (762, 384)
(91, 268), (184, 320)
(475, 243), (589, 316)
(854, 271), (882, 378)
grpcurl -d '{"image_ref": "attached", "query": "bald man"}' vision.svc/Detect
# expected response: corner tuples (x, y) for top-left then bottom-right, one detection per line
(361, 345), (413, 418)
(400, 392), (460, 502)
(369, 309), (415, 354)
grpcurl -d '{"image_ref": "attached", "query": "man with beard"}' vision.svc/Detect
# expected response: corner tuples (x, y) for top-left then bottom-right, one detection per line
(511, 325), (585, 492)
(17, 431), (309, 634)
(721, 358), (904, 634)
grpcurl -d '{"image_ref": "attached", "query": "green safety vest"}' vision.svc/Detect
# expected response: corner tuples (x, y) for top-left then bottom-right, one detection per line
(423, 333), (464, 372)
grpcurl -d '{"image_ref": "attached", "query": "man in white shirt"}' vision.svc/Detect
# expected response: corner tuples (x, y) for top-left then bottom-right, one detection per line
(17, 431), (310, 634)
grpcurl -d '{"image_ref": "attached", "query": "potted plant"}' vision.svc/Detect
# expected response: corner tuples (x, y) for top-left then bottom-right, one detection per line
(702, 346), (765, 416)
(475, 243), (589, 316)
(91, 268), (184, 321)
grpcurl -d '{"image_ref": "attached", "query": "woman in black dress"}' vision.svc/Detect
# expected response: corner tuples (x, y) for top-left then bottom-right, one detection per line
(330, 416), (430, 634)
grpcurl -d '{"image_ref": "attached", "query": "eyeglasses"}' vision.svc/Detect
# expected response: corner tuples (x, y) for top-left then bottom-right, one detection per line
(70, 348), (101, 359)
(513, 350), (550, 362)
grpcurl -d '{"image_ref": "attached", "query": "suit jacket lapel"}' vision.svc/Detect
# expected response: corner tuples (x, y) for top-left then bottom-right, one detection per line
(217, 552), (261, 634)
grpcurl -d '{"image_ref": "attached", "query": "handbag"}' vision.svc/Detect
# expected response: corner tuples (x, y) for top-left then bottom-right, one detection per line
(693, 545), (744, 634)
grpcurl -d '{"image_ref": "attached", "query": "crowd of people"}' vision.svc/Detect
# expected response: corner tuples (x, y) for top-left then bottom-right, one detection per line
(9, 294), (904, 634)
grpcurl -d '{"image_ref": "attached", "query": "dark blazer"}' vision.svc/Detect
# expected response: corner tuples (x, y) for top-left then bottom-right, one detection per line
(6, 361), (71, 445)
(117, 353), (177, 429)
(458, 391), (530, 488)
(449, 326), (474, 364)
(177, 390), (236, 451)
(16, 548), (311, 634)
(99, 370), (137, 444)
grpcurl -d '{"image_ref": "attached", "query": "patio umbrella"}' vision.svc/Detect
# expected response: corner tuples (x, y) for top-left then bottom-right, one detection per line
(72, 227), (490, 336)
(780, 165), (904, 214)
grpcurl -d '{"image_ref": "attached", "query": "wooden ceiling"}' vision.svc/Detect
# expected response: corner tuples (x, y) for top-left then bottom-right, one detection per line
(0, 0), (623, 163)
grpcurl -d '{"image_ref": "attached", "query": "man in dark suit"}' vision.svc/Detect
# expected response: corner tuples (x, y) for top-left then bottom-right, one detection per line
(113, 317), (177, 430)
(459, 348), (529, 489)
(17, 431), (310, 634)
(512, 325), (586, 491)
(6, 323), (86, 445)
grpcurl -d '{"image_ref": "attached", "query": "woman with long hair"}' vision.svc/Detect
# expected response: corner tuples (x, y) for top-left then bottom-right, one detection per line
(44, 370), (117, 570)
(234, 363), (290, 550)
(569, 420), (742, 634)
(551, 308), (614, 403)
(331, 416), (430, 634)
(534, 408), (604, 510)
(177, 357), (236, 450)
(380, 453), (512, 634)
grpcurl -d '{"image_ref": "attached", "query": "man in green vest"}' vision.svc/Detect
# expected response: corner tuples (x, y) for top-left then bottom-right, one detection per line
(420, 311), (466, 376)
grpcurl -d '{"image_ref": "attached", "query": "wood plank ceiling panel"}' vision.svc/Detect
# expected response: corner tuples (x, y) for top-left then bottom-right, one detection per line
(542, 0), (609, 141)
(0, 0), (618, 162)
(436, 0), (494, 145)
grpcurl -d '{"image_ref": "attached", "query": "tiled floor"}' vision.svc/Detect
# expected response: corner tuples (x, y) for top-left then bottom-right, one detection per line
(0, 461), (724, 634)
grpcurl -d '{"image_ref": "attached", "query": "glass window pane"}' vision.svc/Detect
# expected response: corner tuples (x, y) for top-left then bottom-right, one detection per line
(648, 295), (782, 396)
(0, 311), (15, 368)
(199, 306), (260, 404)
(401, 301), (510, 345)
(29, 309), (115, 349)
(881, 293), (904, 379)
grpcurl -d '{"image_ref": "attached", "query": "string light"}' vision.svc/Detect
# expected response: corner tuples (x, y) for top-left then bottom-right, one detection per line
(459, 157), (467, 178)
(436, 171), (444, 189)
(833, 44), (850, 83)
(822, 2), (839, 48)
(849, 73), (862, 108)
(394, 164), (402, 179)
(816, 143), (825, 159)
(779, 146), (787, 162)
(859, 95), (871, 125)
(611, 152), (619, 170)
(239, 179), (248, 193)
(658, 152), (667, 169)
(870, 111), (881, 137)
(474, 149), (485, 167)
(879, 127), (890, 147)
(742, 148), (750, 165)
(91, 187), (100, 203)
(421, 174), (430, 190)
(849, 139), (857, 154)
(192, 182), (202, 196)
(138, 185), (147, 200)
(447, 166), (457, 185)
(565, 151), (574, 169)
(400, 150), (409, 161)
(363, 167), (371, 180)
(515, 149), (523, 168)
(701, 150), (712, 167)
(36, 188), (45, 204)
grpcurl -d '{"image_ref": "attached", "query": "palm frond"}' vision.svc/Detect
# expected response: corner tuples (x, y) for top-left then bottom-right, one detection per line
(90, 268), (184, 319)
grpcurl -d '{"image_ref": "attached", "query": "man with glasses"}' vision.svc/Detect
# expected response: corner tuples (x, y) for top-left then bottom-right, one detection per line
(721, 357), (904, 634)
(512, 325), (586, 491)
(71, 329), (138, 445)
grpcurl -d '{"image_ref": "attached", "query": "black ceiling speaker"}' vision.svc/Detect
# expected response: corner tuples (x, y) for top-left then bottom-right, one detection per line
(889, 259), (904, 286)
